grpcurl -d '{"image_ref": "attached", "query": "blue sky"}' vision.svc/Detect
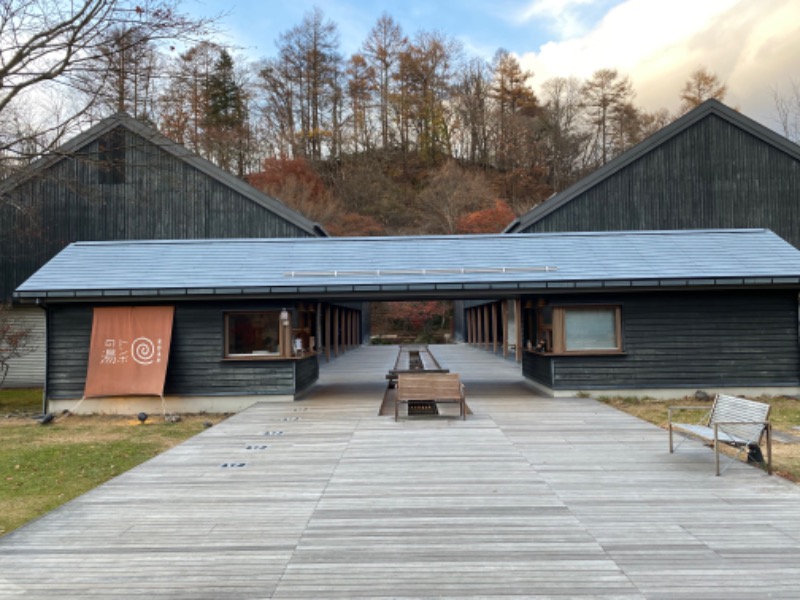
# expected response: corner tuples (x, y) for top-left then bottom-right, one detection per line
(192, 0), (800, 129)
(206, 0), (623, 59)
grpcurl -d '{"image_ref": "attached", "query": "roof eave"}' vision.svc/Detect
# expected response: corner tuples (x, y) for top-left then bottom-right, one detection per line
(15, 275), (800, 304)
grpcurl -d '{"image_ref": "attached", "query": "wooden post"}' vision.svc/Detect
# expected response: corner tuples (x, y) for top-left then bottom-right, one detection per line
(502, 300), (509, 358)
(325, 305), (331, 362)
(347, 310), (352, 349)
(280, 308), (291, 358)
(340, 308), (345, 355)
(315, 302), (322, 354)
(476, 308), (482, 347)
(492, 302), (498, 354)
(483, 305), (490, 350)
(515, 298), (522, 363)
(334, 307), (340, 357)
(466, 308), (473, 344)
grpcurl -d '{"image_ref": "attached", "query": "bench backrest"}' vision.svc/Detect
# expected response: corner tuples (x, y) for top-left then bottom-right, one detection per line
(708, 394), (770, 443)
(397, 373), (462, 401)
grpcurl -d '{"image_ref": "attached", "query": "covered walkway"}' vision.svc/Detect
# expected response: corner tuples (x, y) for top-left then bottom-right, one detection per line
(1, 344), (799, 598)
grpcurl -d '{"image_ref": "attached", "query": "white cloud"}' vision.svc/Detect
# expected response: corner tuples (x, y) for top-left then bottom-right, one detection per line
(517, 0), (597, 38)
(517, 0), (800, 127)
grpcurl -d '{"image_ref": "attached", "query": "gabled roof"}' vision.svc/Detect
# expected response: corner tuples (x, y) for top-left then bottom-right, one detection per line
(15, 229), (800, 302)
(505, 99), (800, 233)
(0, 112), (327, 237)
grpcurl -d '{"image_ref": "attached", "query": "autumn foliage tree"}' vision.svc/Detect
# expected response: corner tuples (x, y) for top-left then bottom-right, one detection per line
(248, 158), (342, 227)
(415, 161), (494, 234)
(371, 301), (452, 342)
(456, 199), (516, 233)
(679, 66), (727, 114)
(326, 213), (385, 237)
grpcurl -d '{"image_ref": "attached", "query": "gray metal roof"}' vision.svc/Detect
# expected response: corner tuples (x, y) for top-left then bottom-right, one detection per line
(14, 229), (800, 302)
(504, 100), (800, 233)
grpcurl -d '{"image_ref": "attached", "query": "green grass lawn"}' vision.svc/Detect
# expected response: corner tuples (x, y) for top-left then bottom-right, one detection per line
(598, 394), (800, 482)
(1, 388), (227, 537)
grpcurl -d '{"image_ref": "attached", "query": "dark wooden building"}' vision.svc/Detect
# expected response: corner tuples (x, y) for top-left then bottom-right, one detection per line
(16, 231), (800, 411)
(505, 100), (800, 248)
(1, 113), (325, 386)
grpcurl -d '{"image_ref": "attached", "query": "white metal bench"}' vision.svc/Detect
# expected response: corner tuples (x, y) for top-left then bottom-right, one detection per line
(668, 394), (772, 476)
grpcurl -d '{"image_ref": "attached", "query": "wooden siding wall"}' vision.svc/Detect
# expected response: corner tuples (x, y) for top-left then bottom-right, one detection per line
(522, 290), (800, 391)
(522, 351), (554, 388)
(46, 301), (320, 400)
(521, 115), (800, 248)
(294, 353), (320, 393)
(0, 126), (314, 301)
(47, 305), (92, 399)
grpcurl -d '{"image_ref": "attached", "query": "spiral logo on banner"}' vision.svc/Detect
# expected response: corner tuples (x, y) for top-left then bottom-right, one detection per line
(132, 337), (157, 365)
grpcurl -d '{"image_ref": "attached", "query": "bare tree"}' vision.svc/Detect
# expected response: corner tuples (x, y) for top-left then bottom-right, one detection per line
(540, 76), (588, 191)
(393, 31), (462, 164)
(416, 161), (493, 234)
(273, 7), (342, 161)
(451, 57), (491, 166)
(0, 0), (217, 165)
(362, 13), (405, 150)
(158, 40), (220, 153)
(0, 303), (32, 387)
(345, 54), (376, 153)
(773, 78), (800, 143)
(581, 68), (635, 166)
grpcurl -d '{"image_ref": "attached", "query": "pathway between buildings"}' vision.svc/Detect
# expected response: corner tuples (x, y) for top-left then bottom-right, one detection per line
(1, 344), (799, 599)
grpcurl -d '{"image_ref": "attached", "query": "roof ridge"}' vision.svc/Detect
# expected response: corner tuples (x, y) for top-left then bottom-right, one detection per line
(506, 99), (800, 233)
(0, 113), (325, 237)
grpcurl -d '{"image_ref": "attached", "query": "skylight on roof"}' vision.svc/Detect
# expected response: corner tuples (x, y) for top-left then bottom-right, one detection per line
(283, 266), (559, 278)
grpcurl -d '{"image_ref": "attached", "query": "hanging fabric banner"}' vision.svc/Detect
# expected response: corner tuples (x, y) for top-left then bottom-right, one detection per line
(83, 306), (175, 398)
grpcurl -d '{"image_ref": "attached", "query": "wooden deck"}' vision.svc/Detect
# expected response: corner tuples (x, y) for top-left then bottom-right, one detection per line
(2, 344), (800, 598)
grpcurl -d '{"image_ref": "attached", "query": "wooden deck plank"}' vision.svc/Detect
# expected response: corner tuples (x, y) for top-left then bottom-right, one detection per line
(1, 344), (799, 598)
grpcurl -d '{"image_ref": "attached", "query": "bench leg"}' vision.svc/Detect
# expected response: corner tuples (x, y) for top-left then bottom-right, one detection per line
(766, 424), (773, 475)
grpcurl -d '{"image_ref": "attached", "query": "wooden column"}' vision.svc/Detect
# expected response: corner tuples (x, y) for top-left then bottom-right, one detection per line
(502, 300), (509, 358)
(325, 305), (331, 362)
(492, 302), (498, 354)
(349, 310), (354, 349)
(476, 308), (482, 347)
(315, 302), (323, 354)
(466, 308), (473, 344)
(339, 308), (350, 354)
(346, 310), (351, 350)
(515, 298), (522, 363)
(334, 307), (340, 357)
(279, 309), (292, 358)
(483, 305), (490, 350)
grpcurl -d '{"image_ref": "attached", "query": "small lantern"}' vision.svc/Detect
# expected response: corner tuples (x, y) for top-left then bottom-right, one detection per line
(280, 308), (290, 327)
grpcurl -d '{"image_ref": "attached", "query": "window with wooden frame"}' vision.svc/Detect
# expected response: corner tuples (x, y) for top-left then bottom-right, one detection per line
(536, 305), (622, 354)
(225, 311), (281, 357)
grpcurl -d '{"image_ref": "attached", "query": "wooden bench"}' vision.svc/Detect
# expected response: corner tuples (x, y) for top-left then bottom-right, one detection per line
(395, 373), (466, 421)
(668, 394), (772, 476)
